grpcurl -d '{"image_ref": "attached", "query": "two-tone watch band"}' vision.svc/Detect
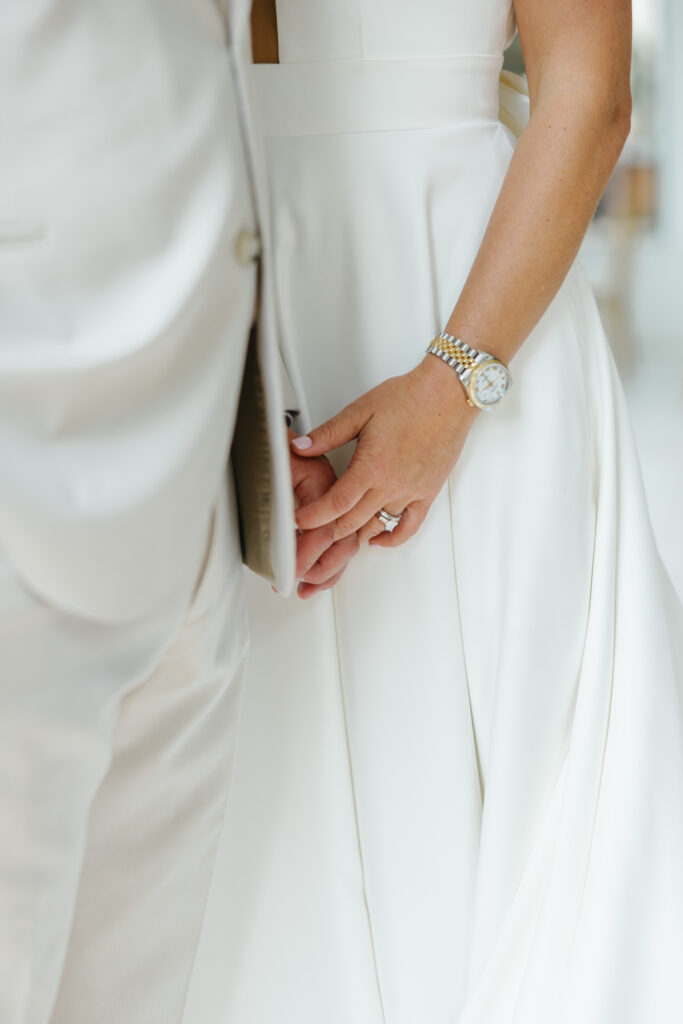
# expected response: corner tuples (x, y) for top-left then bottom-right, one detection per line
(426, 331), (490, 387)
(426, 329), (512, 410)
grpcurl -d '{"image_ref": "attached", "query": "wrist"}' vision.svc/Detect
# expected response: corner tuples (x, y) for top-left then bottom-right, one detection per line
(415, 354), (481, 424)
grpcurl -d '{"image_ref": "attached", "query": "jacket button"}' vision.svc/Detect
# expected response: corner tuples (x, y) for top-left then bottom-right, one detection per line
(235, 228), (262, 265)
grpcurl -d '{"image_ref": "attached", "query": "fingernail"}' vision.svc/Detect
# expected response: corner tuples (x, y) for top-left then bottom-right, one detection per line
(292, 436), (313, 451)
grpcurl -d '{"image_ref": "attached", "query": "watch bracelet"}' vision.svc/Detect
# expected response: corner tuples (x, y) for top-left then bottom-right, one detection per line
(425, 331), (512, 411)
(434, 332), (483, 374)
(426, 333), (483, 388)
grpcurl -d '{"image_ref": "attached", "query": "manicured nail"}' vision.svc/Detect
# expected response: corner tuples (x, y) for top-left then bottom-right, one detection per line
(291, 436), (313, 451)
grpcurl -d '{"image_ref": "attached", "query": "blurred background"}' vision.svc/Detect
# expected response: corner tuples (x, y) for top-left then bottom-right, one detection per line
(506, 0), (683, 600)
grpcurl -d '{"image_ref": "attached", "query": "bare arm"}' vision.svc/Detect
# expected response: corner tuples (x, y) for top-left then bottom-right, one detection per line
(292, 0), (633, 547)
(443, 0), (632, 363)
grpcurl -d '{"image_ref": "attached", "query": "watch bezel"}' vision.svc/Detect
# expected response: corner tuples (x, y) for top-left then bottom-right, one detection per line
(467, 358), (512, 411)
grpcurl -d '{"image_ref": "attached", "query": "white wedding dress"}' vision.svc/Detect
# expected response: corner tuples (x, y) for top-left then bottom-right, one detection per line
(186, 3), (683, 1022)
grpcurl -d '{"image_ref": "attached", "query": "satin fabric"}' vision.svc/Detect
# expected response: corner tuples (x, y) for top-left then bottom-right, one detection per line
(190, 2), (683, 1022)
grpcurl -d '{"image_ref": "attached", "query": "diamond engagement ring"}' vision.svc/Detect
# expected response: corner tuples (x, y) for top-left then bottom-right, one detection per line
(376, 508), (403, 532)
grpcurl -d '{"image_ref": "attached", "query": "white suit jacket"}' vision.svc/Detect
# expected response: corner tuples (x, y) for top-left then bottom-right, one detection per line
(0, 0), (301, 622)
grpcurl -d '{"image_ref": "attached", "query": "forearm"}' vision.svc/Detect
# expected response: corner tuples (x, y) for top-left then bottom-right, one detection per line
(440, 87), (630, 366)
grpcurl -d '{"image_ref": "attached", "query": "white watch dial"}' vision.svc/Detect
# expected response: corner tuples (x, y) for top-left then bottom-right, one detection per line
(469, 360), (511, 408)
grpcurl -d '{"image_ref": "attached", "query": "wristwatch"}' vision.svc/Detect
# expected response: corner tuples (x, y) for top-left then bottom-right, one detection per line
(426, 331), (512, 411)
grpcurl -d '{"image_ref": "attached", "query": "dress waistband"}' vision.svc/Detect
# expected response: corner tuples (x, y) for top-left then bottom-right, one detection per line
(250, 55), (504, 138)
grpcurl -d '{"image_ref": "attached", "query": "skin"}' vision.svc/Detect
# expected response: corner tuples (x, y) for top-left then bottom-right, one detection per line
(290, 0), (632, 554)
(288, 432), (359, 598)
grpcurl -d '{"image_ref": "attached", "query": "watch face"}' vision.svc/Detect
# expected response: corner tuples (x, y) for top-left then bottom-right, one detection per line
(469, 360), (511, 409)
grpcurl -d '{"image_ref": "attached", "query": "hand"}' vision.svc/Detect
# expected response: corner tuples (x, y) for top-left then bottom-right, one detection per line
(288, 431), (360, 598)
(290, 357), (479, 548)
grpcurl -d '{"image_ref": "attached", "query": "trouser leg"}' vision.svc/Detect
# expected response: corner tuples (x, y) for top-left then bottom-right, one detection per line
(0, 477), (248, 1024)
(0, 573), (175, 1024)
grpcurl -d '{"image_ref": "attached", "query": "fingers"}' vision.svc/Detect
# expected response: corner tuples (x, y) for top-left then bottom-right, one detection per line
(290, 400), (366, 458)
(297, 567), (347, 600)
(291, 457), (335, 504)
(357, 512), (389, 545)
(368, 502), (429, 549)
(325, 490), (391, 543)
(295, 470), (369, 531)
(300, 534), (359, 586)
(293, 497), (431, 601)
(295, 522), (337, 579)
(356, 502), (406, 544)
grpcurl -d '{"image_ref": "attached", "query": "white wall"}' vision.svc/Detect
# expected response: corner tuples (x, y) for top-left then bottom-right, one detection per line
(581, 0), (683, 359)
(635, 0), (683, 354)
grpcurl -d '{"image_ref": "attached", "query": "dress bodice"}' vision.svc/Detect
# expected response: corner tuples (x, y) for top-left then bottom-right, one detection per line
(273, 0), (516, 64)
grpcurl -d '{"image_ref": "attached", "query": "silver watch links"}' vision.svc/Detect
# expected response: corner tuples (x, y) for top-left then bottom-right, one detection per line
(426, 331), (512, 411)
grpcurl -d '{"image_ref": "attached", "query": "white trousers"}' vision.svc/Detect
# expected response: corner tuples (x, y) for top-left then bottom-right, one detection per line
(0, 476), (248, 1024)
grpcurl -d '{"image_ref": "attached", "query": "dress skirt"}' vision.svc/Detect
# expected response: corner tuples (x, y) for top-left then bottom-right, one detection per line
(187, 56), (683, 1024)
